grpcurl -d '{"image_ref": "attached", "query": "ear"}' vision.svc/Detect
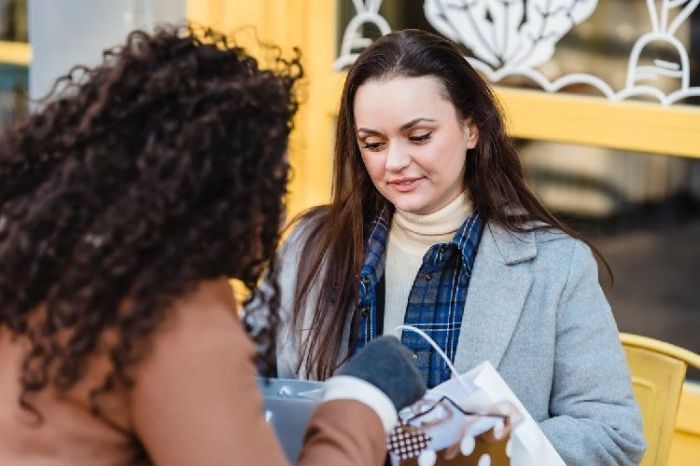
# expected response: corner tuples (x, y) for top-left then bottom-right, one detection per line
(464, 118), (479, 149)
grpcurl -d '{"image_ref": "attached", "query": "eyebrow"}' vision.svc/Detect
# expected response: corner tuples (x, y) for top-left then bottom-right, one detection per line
(399, 118), (437, 131)
(357, 117), (437, 136)
(356, 127), (382, 136)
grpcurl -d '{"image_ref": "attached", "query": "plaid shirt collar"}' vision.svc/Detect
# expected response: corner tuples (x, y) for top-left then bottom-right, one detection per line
(357, 210), (390, 295)
(358, 208), (481, 290)
(354, 207), (484, 387)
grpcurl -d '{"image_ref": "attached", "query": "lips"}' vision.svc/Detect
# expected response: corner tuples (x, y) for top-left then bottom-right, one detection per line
(388, 177), (424, 193)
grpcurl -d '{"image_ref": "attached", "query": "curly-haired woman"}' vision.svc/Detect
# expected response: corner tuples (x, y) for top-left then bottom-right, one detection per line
(0, 26), (425, 465)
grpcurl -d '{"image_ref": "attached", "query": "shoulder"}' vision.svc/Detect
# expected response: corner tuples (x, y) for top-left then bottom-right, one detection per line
(122, 278), (255, 434)
(274, 206), (328, 262)
(134, 278), (252, 383)
(534, 228), (597, 273)
(534, 227), (590, 258)
(483, 221), (596, 272)
(167, 278), (241, 335)
(524, 227), (605, 306)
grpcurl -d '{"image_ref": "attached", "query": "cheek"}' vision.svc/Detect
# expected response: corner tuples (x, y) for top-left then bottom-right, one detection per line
(440, 137), (468, 167)
(361, 154), (385, 180)
(421, 142), (466, 175)
(416, 143), (455, 171)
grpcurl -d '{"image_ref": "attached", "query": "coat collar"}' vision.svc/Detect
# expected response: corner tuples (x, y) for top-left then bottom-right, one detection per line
(453, 223), (537, 373)
(487, 223), (538, 265)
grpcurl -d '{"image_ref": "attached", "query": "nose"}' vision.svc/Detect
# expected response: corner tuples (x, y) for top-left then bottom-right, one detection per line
(385, 142), (411, 172)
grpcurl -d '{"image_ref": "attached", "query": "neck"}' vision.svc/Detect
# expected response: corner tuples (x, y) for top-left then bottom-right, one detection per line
(390, 193), (472, 256)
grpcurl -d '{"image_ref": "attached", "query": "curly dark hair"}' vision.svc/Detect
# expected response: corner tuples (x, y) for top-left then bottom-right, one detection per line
(0, 24), (301, 422)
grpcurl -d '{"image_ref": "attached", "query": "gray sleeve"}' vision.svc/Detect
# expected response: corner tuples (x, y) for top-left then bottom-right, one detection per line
(540, 241), (647, 466)
(242, 221), (311, 379)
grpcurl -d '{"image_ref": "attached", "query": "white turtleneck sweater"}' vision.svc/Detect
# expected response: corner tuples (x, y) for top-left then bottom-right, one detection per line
(382, 193), (472, 337)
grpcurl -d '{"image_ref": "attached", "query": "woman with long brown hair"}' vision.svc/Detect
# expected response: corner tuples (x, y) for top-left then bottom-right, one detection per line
(0, 25), (426, 465)
(246, 29), (646, 465)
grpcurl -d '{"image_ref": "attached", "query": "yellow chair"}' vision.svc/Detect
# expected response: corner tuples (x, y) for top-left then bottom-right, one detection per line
(620, 333), (700, 466)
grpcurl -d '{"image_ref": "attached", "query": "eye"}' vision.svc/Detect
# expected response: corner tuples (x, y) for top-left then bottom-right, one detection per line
(409, 132), (432, 143)
(361, 140), (383, 151)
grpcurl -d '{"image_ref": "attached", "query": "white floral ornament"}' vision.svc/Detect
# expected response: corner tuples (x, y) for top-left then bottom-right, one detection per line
(336, 0), (700, 105)
(424, 0), (700, 104)
(423, 0), (616, 98)
(623, 0), (700, 103)
(424, 0), (597, 71)
(335, 0), (391, 69)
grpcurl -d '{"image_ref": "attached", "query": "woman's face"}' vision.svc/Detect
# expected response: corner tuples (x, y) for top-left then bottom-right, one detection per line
(353, 75), (478, 215)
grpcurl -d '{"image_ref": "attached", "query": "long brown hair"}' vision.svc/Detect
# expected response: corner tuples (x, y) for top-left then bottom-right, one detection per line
(292, 29), (607, 380)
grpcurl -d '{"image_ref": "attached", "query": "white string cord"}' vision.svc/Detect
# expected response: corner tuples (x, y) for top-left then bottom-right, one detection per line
(394, 324), (472, 395)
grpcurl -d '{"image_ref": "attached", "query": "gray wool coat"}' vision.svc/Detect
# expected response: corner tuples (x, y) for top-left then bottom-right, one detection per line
(246, 221), (647, 466)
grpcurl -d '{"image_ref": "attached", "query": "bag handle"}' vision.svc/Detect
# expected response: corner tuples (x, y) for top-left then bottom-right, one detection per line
(394, 324), (472, 395)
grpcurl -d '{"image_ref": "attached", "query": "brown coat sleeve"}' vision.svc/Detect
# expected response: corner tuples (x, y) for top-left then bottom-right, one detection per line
(300, 400), (387, 466)
(129, 279), (387, 466)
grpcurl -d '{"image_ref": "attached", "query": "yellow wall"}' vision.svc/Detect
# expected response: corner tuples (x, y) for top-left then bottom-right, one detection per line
(0, 41), (31, 66)
(187, 1), (700, 462)
(187, 0), (336, 217)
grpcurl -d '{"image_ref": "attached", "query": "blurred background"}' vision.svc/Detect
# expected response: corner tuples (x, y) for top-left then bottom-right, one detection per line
(1, 1), (699, 463)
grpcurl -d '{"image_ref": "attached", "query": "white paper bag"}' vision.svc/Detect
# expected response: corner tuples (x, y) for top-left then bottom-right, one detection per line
(395, 325), (565, 466)
(430, 361), (565, 466)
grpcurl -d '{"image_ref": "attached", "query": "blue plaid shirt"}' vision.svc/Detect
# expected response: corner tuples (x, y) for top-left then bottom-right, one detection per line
(353, 210), (483, 388)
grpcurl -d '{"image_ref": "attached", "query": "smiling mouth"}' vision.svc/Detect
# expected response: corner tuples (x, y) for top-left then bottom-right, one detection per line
(388, 177), (424, 192)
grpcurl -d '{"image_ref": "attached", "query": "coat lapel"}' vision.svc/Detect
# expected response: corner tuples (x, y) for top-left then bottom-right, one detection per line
(454, 223), (536, 373)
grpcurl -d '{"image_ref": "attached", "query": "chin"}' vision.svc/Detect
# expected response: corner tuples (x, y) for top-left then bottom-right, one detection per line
(391, 197), (432, 215)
